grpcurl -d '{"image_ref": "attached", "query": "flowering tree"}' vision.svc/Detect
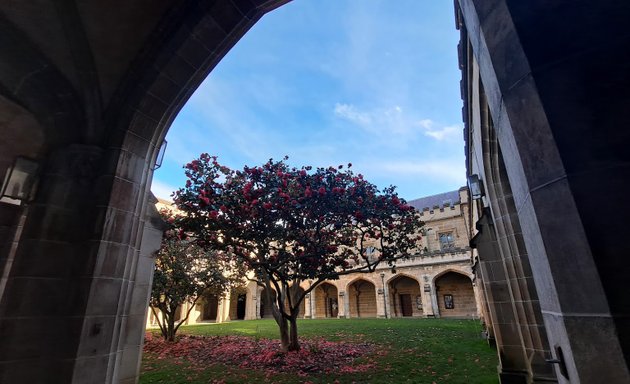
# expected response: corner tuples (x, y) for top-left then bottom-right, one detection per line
(150, 209), (242, 342)
(174, 154), (424, 351)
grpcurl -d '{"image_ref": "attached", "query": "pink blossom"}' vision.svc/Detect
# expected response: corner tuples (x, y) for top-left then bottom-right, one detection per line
(318, 187), (326, 196)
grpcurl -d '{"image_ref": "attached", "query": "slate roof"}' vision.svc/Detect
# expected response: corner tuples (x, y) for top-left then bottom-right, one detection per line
(407, 189), (462, 211)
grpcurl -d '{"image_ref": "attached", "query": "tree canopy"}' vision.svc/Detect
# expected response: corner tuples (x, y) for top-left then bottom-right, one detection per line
(174, 154), (424, 350)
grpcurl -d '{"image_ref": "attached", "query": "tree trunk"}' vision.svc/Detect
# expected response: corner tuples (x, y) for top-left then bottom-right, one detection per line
(275, 313), (291, 352)
(167, 316), (176, 342)
(288, 316), (300, 351)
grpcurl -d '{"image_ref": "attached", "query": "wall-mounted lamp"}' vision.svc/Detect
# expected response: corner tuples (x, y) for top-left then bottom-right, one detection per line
(153, 140), (167, 170)
(467, 174), (485, 199)
(338, 291), (345, 297)
(1, 157), (40, 205)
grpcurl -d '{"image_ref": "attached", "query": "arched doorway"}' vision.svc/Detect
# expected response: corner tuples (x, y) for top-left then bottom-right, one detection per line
(283, 285), (306, 318)
(236, 294), (247, 320)
(259, 288), (275, 319)
(202, 294), (219, 321)
(259, 286), (306, 318)
(388, 275), (422, 317)
(314, 283), (339, 318)
(434, 271), (476, 318)
(348, 279), (377, 318)
(229, 287), (248, 320)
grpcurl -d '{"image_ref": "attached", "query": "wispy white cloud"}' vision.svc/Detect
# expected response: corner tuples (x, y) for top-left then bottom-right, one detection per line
(334, 103), (372, 125)
(333, 103), (461, 145)
(424, 125), (460, 141)
(417, 119), (462, 141)
(357, 158), (466, 186)
(333, 103), (410, 136)
(151, 179), (177, 201)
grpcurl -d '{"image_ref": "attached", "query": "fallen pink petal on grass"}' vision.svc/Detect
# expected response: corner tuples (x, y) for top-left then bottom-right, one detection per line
(144, 333), (379, 376)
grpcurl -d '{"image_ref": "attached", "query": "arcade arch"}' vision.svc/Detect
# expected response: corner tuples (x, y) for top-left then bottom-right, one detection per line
(347, 279), (377, 318)
(201, 293), (219, 321)
(314, 282), (339, 319)
(388, 274), (422, 318)
(229, 287), (248, 320)
(433, 270), (475, 318)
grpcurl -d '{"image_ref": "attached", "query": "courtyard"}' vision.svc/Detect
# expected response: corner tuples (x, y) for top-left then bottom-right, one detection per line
(141, 318), (498, 384)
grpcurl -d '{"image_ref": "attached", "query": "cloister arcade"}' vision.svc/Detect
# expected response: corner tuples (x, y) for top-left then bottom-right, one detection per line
(151, 265), (478, 327)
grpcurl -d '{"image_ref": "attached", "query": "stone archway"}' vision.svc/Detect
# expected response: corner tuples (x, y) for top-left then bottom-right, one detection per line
(348, 279), (377, 318)
(229, 287), (248, 320)
(259, 288), (275, 319)
(201, 294), (219, 321)
(0, 1), (628, 383)
(388, 275), (422, 318)
(283, 285), (306, 318)
(434, 271), (475, 318)
(314, 282), (339, 318)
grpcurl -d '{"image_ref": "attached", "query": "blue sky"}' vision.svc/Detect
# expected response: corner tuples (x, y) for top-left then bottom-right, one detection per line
(151, 0), (465, 202)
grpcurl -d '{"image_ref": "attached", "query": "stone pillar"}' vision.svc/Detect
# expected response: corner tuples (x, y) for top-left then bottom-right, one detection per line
(429, 281), (440, 318)
(117, 196), (163, 384)
(305, 289), (315, 319)
(420, 275), (434, 317)
(244, 283), (257, 320)
(218, 292), (231, 323)
(471, 212), (530, 383)
(340, 291), (349, 319)
(382, 280), (389, 319)
(459, 1), (630, 381)
(0, 144), (132, 383)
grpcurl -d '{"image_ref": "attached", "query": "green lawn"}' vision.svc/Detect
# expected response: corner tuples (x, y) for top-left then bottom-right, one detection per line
(141, 318), (499, 384)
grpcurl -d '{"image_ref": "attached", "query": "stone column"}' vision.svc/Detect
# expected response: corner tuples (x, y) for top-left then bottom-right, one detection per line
(459, 1), (630, 382)
(307, 288), (315, 319)
(0, 144), (135, 383)
(429, 281), (440, 318)
(245, 283), (257, 320)
(340, 291), (349, 319)
(420, 275), (434, 317)
(117, 196), (163, 384)
(471, 211), (530, 383)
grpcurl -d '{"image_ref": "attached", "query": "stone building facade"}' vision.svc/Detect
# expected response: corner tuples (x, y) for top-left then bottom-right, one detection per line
(148, 188), (480, 328)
